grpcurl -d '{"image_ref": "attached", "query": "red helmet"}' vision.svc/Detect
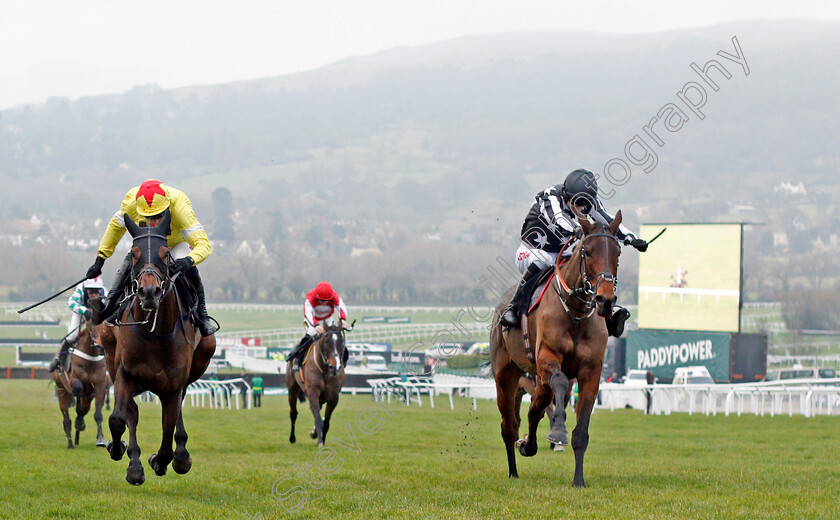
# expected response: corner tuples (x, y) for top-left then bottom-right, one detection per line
(314, 282), (335, 301)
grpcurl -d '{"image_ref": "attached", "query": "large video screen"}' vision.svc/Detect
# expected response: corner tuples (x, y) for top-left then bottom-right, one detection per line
(637, 223), (742, 332)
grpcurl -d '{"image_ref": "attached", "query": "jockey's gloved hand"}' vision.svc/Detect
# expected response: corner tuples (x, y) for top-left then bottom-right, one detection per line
(83, 309), (92, 320)
(628, 238), (648, 252)
(86, 256), (105, 279)
(171, 257), (195, 275)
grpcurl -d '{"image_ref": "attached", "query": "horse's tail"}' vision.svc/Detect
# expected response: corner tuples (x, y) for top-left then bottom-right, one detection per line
(298, 392), (306, 403)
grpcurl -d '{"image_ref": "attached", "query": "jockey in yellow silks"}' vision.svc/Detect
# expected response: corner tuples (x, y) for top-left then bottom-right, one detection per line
(86, 179), (217, 336)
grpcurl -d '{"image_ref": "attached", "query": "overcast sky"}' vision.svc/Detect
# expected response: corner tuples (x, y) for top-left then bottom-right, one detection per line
(2, 0), (839, 110)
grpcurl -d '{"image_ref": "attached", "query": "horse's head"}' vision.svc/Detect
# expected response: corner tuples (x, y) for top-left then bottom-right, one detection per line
(578, 210), (623, 317)
(124, 211), (171, 312)
(319, 323), (345, 376)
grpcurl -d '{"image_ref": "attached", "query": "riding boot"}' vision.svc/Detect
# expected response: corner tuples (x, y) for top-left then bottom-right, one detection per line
(92, 252), (133, 326)
(185, 266), (218, 337)
(48, 338), (73, 373)
(607, 307), (631, 338)
(289, 336), (313, 372)
(501, 263), (544, 327)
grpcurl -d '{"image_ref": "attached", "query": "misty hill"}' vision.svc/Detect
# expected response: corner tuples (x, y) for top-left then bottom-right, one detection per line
(1, 19), (838, 304)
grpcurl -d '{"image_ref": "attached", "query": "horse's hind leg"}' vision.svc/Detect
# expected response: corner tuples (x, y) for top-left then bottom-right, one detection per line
(172, 407), (192, 474)
(546, 369), (570, 446)
(149, 392), (180, 477)
(288, 385), (300, 444)
(124, 397), (145, 485)
(495, 362), (522, 478)
(58, 390), (74, 449)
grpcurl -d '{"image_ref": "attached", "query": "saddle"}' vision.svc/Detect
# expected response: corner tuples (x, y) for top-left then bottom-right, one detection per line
(522, 257), (570, 316)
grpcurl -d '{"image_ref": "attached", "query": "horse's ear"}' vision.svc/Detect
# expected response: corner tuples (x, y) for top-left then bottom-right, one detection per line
(124, 213), (141, 237)
(609, 210), (623, 235)
(155, 209), (172, 237)
(579, 216), (595, 235)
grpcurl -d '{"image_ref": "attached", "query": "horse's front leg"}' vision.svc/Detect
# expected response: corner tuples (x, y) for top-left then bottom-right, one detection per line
(322, 393), (340, 444)
(149, 392), (180, 477)
(73, 383), (92, 446)
(306, 387), (325, 447)
(94, 380), (107, 447)
(107, 369), (131, 462)
(172, 404), (192, 474)
(571, 370), (601, 488)
(123, 397), (145, 485)
(518, 352), (559, 457)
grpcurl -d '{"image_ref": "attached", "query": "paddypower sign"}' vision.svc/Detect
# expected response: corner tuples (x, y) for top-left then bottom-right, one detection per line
(626, 329), (732, 381)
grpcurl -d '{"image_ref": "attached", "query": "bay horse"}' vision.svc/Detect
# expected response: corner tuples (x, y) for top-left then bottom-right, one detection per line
(286, 322), (348, 447)
(52, 320), (109, 448)
(93, 211), (216, 485)
(490, 210), (623, 487)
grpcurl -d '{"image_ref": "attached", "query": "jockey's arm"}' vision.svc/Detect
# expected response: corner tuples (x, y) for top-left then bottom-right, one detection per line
(303, 299), (316, 329)
(171, 194), (212, 265)
(67, 285), (88, 315)
(594, 199), (638, 243)
(95, 190), (134, 260)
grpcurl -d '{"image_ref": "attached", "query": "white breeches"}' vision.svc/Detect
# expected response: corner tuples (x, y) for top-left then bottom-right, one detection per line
(514, 243), (559, 274)
(66, 312), (83, 342)
(170, 242), (191, 260)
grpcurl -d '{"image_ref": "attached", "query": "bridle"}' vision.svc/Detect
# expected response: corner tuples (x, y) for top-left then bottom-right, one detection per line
(312, 328), (344, 377)
(115, 230), (176, 331)
(553, 231), (620, 325)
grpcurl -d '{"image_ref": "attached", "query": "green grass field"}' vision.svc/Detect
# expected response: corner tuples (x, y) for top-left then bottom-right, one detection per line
(1, 380), (838, 519)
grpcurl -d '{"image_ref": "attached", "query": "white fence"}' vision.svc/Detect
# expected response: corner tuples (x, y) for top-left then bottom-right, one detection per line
(598, 379), (840, 417)
(218, 322), (490, 349)
(185, 378), (252, 410)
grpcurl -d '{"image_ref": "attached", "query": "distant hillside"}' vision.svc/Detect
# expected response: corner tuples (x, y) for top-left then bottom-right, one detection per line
(1, 20), (838, 304)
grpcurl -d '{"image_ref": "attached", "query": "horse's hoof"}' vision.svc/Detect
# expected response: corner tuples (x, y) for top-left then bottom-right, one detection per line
(149, 453), (167, 476)
(172, 455), (192, 475)
(289, 436), (296, 444)
(317, 441), (324, 448)
(75, 420), (86, 432)
(552, 443), (565, 452)
(572, 479), (586, 488)
(517, 436), (536, 457)
(67, 443), (74, 450)
(546, 429), (568, 445)
(96, 437), (107, 447)
(107, 440), (127, 461)
(309, 429), (317, 439)
(126, 464), (145, 486)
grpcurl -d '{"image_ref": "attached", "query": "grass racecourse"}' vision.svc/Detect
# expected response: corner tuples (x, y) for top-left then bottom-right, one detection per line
(1, 380), (839, 519)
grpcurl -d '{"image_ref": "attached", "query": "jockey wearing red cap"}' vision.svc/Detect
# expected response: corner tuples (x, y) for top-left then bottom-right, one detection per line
(287, 282), (348, 371)
(85, 179), (217, 336)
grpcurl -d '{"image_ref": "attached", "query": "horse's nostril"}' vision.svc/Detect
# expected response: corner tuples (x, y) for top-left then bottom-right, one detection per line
(595, 295), (605, 304)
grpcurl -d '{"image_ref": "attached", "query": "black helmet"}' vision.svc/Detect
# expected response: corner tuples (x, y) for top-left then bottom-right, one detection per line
(562, 169), (598, 212)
